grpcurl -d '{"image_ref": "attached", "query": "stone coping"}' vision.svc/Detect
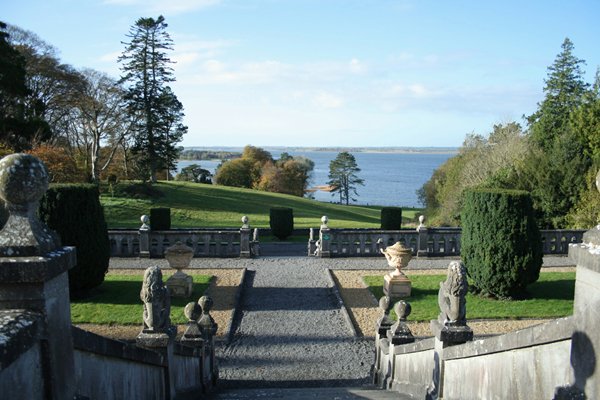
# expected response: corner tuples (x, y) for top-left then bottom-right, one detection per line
(72, 325), (166, 367)
(443, 316), (573, 361)
(569, 243), (600, 273)
(392, 337), (435, 355)
(0, 247), (76, 283)
(0, 309), (42, 370)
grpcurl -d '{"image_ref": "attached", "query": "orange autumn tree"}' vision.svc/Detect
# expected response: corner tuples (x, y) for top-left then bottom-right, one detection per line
(28, 145), (86, 183)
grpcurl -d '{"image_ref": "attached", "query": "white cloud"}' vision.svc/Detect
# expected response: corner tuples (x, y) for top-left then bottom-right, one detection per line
(313, 92), (344, 109)
(349, 58), (366, 74)
(103, 0), (221, 15)
(99, 51), (122, 63)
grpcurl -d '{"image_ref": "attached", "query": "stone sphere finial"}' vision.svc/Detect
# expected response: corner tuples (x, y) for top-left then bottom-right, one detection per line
(184, 301), (202, 322)
(417, 215), (426, 232)
(394, 300), (412, 321)
(140, 215), (150, 230)
(320, 215), (329, 229)
(241, 215), (249, 229)
(198, 295), (213, 313)
(0, 154), (49, 208)
(0, 154), (59, 256)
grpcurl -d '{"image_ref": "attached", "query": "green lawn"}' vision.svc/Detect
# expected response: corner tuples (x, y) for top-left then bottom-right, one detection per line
(71, 273), (212, 324)
(100, 181), (421, 229)
(363, 272), (575, 321)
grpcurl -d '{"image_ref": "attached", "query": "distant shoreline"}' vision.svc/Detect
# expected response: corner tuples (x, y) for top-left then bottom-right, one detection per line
(182, 146), (458, 155)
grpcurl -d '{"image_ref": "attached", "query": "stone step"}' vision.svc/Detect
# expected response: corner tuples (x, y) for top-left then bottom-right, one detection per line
(258, 242), (308, 256)
(207, 386), (412, 400)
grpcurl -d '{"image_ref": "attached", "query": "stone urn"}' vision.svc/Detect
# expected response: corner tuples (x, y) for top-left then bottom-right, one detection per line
(164, 241), (194, 298)
(381, 241), (413, 298)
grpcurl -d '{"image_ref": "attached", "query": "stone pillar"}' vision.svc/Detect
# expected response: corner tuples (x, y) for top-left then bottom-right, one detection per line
(0, 153), (77, 399)
(563, 170), (600, 399)
(373, 296), (393, 387)
(198, 296), (218, 390)
(251, 228), (260, 257)
(308, 228), (317, 256)
(239, 216), (251, 258)
(139, 214), (150, 258)
(137, 266), (177, 399)
(416, 215), (429, 257)
(318, 216), (331, 258)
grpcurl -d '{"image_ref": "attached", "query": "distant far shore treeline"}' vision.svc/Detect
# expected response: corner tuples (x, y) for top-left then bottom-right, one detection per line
(179, 149), (241, 161)
(180, 146), (458, 157)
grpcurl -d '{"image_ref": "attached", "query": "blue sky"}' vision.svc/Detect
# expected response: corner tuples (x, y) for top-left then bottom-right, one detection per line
(4, 0), (600, 148)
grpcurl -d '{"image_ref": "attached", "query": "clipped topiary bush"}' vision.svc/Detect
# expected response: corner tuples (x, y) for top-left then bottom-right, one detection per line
(269, 207), (294, 240)
(461, 188), (542, 299)
(150, 207), (171, 230)
(39, 184), (110, 298)
(380, 207), (402, 230)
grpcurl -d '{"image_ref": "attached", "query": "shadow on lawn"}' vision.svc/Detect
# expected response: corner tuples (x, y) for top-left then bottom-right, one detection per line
(73, 280), (211, 307)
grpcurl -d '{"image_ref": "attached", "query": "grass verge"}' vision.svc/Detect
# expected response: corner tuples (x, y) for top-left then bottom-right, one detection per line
(100, 180), (421, 229)
(71, 273), (212, 325)
(363, 272), (575, 321)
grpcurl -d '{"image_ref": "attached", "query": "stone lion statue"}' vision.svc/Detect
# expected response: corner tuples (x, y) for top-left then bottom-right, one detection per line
(140, 266), (172, 333)
(437, 260), (468, 325)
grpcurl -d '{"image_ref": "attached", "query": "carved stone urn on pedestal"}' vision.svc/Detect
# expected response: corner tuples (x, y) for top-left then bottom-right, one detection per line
(381, 241), (412, 298)
(164, 241), (194, 298)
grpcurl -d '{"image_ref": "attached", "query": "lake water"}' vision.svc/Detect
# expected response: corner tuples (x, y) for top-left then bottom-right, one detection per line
(176, 150), (454, 207)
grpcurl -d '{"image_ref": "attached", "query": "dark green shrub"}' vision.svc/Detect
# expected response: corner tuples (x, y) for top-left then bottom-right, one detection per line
(150, 208), (171, 230)
(380, 207), (402, 230)
(269, 207), (294, 240)
(39, 184), (110, 298)
(461, 188), (542, 299)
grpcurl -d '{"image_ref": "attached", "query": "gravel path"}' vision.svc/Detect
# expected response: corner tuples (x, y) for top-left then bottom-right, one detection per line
(217, 259), (374, 389)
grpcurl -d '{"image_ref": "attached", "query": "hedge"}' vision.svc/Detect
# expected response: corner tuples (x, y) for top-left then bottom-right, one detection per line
(461, 188), (542, 299)
(39, 184), (110, 298)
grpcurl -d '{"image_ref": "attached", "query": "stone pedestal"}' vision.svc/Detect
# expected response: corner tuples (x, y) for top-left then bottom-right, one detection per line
(164, 241), (194, 298)
(136, 331), (176, 399)
(430, 319), (473, 345)
(384, 273), (412, 298)
(387, 321), (415, 345)
(0, 248), (77, 400)
(166, 271), (193, 298)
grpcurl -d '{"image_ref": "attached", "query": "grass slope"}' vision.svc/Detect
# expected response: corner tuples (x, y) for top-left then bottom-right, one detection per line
(364, 272), (575, 321)
(101, 181), (420, 228)
(71, 273), (212, 324)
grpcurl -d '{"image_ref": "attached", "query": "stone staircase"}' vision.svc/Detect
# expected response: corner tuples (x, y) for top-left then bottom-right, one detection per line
(208, 386), (411, 399)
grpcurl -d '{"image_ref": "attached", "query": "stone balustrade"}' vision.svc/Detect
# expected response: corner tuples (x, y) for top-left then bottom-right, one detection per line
(109, 219), (257, 258)
(311, 217), (584, 258)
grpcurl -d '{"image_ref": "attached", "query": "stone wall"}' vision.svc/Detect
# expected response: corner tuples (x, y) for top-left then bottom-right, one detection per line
(375, 318), (573, 399)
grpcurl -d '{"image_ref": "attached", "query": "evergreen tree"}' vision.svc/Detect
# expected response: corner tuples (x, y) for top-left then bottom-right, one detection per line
(328, 151), (364, 205)
(118, 16), (186, 182)
(523, 38), (592, 227)
(527, 37), (588, 151)
(0, 22), (50, 151)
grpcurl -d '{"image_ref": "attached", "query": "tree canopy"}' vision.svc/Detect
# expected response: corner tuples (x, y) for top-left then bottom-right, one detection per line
(214, 145), (314, 197)
(419, 38), (599, 229)
(118, 15), (186, 183)
(328, 151), (364, 205)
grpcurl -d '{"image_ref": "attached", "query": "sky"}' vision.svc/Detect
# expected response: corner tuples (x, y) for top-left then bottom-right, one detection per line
(4, 0), (600, 148)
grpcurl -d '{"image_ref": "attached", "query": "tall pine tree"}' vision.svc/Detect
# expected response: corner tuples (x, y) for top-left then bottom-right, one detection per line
(527, 38), (588, 151)
(328, 152), (364, 205)
(524, 38), (592, 227)
(118, 16), (186, 182)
